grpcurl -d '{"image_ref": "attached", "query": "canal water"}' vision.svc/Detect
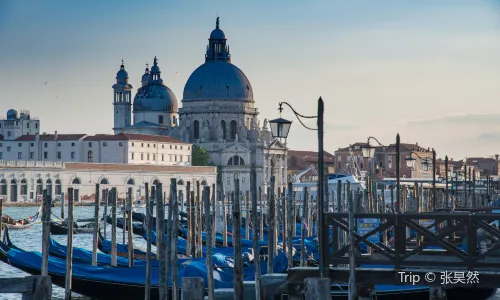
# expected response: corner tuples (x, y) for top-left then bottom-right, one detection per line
(0, 206), (499, 299)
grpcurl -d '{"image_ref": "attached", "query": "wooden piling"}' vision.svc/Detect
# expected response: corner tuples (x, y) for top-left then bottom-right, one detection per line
(41, 190), (50, 276)
(282, 186), (287, 254)
(203, 186), (214, 300)
(122, 192), (127, 244)
(190, 190), (196, 257)
(196, 181), (202, 258)
(65, 187), (74, 300)
(166, 186), (173, 300)
(245, 190), (250, 240)
(222, 185), (228, 247)
(186, 181), (192, 257)
(292, 191), (297, 237)
(211, 183), (216, 247)
(347, 182), (356, 300)
(304, 278), (331, 300)
(103, 189), (108, 239)
(300, 186), (308, 266)
(336, 180), (342, 212)
(181, 277), (204, 300)
(111, 188), (118, 267)
(171, 179), (179, 300)
(127, 187), (134, 267)
(156, 183), (167, 300)
(390, 185), (395, 212)
(267, 176), (276, 273)
(0, 198), (3, 238)
(145, 183), (152, 300)
(233, 177), (243, 300)
(92, 184), (100, 267)
(250, 168), (261, 300)
(60, 191), (65, 220)
(259, 186), (264, 241)
(287, 182), (294, 269)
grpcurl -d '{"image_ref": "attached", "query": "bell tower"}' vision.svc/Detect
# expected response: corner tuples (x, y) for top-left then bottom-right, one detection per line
(112, 60), (133, 134)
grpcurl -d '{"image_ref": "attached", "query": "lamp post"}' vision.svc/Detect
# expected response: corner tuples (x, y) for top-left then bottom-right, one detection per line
(269, 97), (326, 278)
(361, 134), (401, 212)
(405, 149), (437, 210)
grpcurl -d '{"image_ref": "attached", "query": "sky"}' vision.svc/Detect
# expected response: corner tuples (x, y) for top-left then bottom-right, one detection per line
(1, 0), (500, 160)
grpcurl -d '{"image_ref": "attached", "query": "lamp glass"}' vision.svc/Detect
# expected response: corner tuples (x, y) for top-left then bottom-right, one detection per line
(421, 161), (429, 171)
(361, 144), (376, 159)
(269, 117), (292, 138)
(406, 157), (416, 168)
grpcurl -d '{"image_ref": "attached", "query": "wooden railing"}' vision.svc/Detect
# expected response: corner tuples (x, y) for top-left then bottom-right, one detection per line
(327, 212), (500, 270)
(0, 276), (52, 300)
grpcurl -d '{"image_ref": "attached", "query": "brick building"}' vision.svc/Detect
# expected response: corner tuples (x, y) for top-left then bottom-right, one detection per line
(287, 150), (335, 183)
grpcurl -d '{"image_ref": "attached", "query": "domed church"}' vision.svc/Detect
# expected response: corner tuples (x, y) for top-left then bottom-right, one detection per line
(112, 18), (287, 193)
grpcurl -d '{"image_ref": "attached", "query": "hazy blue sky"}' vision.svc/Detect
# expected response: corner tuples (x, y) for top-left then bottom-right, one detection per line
(1, 0), (500, 159)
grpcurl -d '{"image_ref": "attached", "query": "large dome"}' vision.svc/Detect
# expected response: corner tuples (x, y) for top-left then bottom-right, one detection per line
(182, 61), (254, 102)
(133, 83), (178, 112)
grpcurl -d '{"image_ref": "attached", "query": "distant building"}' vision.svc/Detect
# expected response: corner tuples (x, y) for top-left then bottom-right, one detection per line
(287, 150), (335, 182)
(466, 156), (499, 178)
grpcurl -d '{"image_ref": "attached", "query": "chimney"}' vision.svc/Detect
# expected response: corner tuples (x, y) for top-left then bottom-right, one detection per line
(54, 131), (58, 140)
(496, 154), (499, 161)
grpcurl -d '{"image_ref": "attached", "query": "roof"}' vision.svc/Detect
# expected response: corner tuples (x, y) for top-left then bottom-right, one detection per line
(287, 149), (335, 171)
(15, 134), (87, 141)
(119, 133), (188, 144)
(126, 121), (169, 129)
(287, 150), (335, 162)
(65, 162), (215, 173)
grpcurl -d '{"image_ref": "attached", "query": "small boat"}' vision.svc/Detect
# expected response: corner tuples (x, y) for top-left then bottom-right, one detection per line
(50, 221), (95, 235)
(105, 215), (145, 236)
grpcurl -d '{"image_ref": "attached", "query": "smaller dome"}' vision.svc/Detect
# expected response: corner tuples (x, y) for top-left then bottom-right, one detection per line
(133, 84), (178, 112)
(116, 61), (128, 80)
(142, 65), (150, 83)
(6, 109), (18, 120)
(210, 28), (225, 40)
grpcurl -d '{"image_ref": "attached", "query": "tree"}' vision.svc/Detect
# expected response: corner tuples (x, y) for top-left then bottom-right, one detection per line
(191, 144), (210, 166)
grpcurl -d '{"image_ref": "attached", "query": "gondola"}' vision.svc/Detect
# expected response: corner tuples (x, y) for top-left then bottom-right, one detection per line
(1, 210), (40, 230)
(50, 221), (95, 235)
(105, 215), (145, 236)
(98, 230), (154, 260)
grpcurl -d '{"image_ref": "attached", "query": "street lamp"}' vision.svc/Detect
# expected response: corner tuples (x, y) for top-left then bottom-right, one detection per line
(361, 134), (401, 213)
(270, 97), (326, 278)
(405, 149), (437, 209)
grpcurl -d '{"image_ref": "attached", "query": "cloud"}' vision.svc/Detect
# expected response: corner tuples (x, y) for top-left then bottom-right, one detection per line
(397, 113), (500, 126)
(477, 131), (500, 141)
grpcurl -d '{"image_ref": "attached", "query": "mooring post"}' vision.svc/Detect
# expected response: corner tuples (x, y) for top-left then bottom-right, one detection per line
(41, 189), (51, 277)
(186, 181), (192, 257)
(196, 181), (202, 258)
(245, 190), (250, 240)
(103, 189), (108, 239)
(222, 184), (228, 247)
(203, 186), (215, 300)
(211, 184), (217, 247)
(92, 184), (100, 267)
(127, 187), (134, 267)
(157, 183), (167, 300)
(293, 191), (297, 237)
(0, 198), (3, 238)
(300, 186), (308, 266)
(267, 176), (276, 273)
(171, 179), (179, 300)
(304, 278), (331, 300)
(145, 183), (152, 300)
(347, 182), (357, 300)
(287, 182), (294, 269)
(259, 186), (264, 241)
(251, 168), (261, 300)
(60, 191), (65, 220)
(190, 190), (196, 257)
(65, 187), (74, 300)
(111, 188), (118, 267)
(166, 185), (173, 298)
(122, 192), (127, 244)
(233, 177), (244, 300)
(180, 277), (204, 300)
(282, 186), (288, 254)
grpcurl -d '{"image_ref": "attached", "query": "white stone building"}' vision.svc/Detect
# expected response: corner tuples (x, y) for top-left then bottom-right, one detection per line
(0, 132), (192, 166)
(0, 160), (216, 202)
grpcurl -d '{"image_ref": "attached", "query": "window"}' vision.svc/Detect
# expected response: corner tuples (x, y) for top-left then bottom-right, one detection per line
(147, 154), (150, 160)
(162, 154), (164, 161)
(141, 153), (144, 160)
(147, 143), (150, 148)
(188, 155), (190, 162)
(0, 152), (2, 159)
(71, 152), (75, 159)
(153, 144), (156, 148)
(170, 145), (172, 149)
(180, 156), (183, 162)
(18, 143), (22, 147)
(35, 123), (38, 128)
(188, 147), (190, 150)
(103, 142), (107, 146)
(43, 152), (48, 159)
(57, 142), (61, 147)
(57, 152), (61, 159)
(153, 154), (155, 160)
(193, 120), (200, 139)
(118, 141), (123, 146)
(88, 142), (92, 147)
(227, 155), (245, 165)
(162, 145), (164, 149)
(180, 146), (183, 150)
(0, 143), (2, 147)
(27, 123), (29, 128)
(175, 155), (177, 162)
(30, 143), (34, 147)
(141, 143), (144, 147)
(71, 142), (75, 146)
(7, 131), (11, 137)
(388, 156), (393, 169)
(7, 146), (11, 152)
(175, 145), (177, 150)
(87, 150), (93, 162)
(44, 143), (48, 148)
(221, 120), (226, 139)
(131, 153), (134, 160)
(230, 120), (237, 140)
(158, 115), (164, 124)
(17, 152), (22, 159)
(132, 142), (135, 146)
(30, 152), (34, 159)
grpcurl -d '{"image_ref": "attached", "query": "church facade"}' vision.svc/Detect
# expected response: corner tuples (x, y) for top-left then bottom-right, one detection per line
(113, 18), (288, 193)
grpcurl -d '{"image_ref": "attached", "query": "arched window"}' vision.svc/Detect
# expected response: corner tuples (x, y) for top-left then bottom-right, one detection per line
(10, 179), (18, 202)
(72, 178), (81, 185)
(229, 120), (237, 140)
(193, 120), (200, 139)
(221, 120), (226, 139)
(21, 179), (28, 195)
(0, 179), (7, 196)
(72, 178), (81, 201)
(46, 179), (52, 196)
(227, 155), (245, 166)
(201, 180), (207, 186)
(100, 178), (109, 185)
(87, 150), (93, 162)
(36, 178), (43, 196)
(55, 179), (62, 195)
(152, 179), (160, 186)
(127, 178), (135, 185)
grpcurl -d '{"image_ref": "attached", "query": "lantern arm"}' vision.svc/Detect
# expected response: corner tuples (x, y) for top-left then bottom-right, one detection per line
(366, 136), (385, 147)
(407, 151), (432, 163)
(278, 102), (317, 131)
